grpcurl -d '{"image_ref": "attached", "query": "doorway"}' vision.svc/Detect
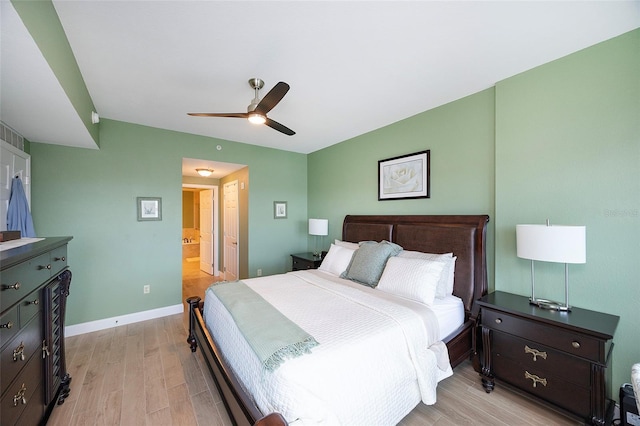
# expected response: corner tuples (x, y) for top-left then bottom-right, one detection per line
(182, 184), (219, 301)
(181, 157), (248, 305)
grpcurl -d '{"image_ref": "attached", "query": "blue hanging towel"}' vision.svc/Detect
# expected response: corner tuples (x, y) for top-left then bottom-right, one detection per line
(7, 176), (36, 237)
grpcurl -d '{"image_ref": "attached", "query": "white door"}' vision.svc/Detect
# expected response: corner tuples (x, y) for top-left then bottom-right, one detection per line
(199, 189), (214, 275)
(223, 180), (239, 281)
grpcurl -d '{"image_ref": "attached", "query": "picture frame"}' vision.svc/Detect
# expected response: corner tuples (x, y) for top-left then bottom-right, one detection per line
(378, 150), (430, 200)
(273, 201), (287, 219)
(137, 197), (162, 221)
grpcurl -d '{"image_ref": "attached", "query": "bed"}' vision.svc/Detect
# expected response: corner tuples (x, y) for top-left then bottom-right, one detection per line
(187, 214), (489, 425)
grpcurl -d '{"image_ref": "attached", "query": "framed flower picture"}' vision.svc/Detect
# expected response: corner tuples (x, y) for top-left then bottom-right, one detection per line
(378, 150), (430, 200)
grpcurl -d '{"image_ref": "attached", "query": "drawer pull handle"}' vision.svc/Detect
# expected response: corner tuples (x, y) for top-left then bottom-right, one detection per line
(13, 383), (27, 406)
(525, 371), (547, 388)
(1, 321), (13, 329)
(524, 345), (547, 361)
(13, 342), (25, 361)
(2, 282), (21, 291)
(27, 298), (39, 305)
(494, 318), (502, 324)
(39, 264), (52, 270)
(42, 340), (50, 358)
(571, 341), (580, 349)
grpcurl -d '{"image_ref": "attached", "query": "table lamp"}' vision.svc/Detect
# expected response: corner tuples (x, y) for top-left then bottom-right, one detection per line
(516, 220), (586, 311)
(308, 218), (328, 258)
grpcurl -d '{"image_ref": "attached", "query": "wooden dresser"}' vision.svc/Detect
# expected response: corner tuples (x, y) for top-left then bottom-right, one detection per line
(478, 291), (619, 426)
(0, 237), (73, 425)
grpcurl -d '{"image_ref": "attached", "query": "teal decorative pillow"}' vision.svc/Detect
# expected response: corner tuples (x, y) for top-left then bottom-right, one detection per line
(342, 240), (403, 287)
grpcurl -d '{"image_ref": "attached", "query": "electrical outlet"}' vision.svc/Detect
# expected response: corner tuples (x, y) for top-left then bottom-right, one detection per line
(143, 284), (150, 294)
(257, 269), (262, 277)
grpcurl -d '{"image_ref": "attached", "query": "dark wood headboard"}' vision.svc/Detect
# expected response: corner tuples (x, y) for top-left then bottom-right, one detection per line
(342, 215), (489, 316)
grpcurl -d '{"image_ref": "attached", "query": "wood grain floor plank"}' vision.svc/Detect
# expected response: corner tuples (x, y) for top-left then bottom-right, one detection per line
(95, 389), (123, 426)
(167, 382), (199, 425)
(145, 375), (169, 414)
(191, 390), (224, 426)
(146, 406), (173, 426)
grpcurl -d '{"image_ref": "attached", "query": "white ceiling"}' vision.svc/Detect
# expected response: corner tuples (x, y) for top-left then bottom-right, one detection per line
(2, 1), (639, 154)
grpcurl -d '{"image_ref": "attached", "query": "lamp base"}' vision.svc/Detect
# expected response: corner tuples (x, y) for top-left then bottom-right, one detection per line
(529, 298), (571, 312)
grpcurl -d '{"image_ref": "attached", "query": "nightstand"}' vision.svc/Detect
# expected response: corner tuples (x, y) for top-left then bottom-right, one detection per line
(477, 291), (619, 426)
(290, 252), (323, 271)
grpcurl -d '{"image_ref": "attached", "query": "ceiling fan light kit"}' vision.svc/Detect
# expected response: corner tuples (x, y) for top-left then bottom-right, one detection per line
(187, 78), (295, 135)
(248, 113), (266, 125)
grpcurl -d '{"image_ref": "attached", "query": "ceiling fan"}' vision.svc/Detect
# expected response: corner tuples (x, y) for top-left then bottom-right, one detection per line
(188, 78), (295, 136)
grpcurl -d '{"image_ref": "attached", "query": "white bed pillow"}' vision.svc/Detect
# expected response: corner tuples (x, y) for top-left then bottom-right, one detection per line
(334, 239), (360, 250)
(377, 256), (447, 306)
(398, 251), (456, 298)
(318, 244), (356, 276)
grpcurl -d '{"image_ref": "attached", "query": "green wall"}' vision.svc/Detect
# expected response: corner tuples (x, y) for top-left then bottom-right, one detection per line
(308, 88), (496, 281)
(30, 119), (307, 326)
(494, 29), (640, 396)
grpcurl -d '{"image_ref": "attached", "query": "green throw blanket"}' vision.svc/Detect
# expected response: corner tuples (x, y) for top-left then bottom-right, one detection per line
(209, 281), (319, 372)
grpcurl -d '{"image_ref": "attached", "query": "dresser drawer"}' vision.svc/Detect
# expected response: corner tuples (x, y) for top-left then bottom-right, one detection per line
(1, 350), (43, 426)
(1, 253), (52, 312)
(19, 288), (42, 327)
(49, 245), (68, 276)
(1, 313), (43, 396)
(482, 308), (601, 363)
(0, 306), (20, 345)
(494, 354), (590, 418)
(492, 331), (590, 388)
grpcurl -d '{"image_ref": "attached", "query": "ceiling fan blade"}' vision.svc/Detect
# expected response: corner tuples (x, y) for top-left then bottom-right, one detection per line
(255, 82), (290, 115)
(265, 117), (295, 136)
(187, 112), (249, 118)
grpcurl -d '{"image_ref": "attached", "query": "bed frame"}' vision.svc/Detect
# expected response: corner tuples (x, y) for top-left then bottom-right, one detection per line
(187, 214), (489, 426)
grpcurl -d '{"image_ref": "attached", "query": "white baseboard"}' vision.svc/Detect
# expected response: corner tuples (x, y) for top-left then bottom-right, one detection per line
(65, 303), (184, 337)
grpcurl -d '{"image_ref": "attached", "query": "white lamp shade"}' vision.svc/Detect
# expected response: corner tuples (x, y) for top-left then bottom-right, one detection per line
(516, 224), (586, 264)
(308, 218), (328, 236)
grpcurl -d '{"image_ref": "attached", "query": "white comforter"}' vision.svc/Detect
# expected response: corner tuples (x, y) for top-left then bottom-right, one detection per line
(203, 270), (453, 425)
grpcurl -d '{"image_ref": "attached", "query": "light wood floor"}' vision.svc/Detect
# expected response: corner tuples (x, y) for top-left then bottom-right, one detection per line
(47, 260), (580, 425)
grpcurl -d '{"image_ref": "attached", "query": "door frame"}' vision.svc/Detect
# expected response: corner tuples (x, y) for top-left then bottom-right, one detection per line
(182, 184), (219, 276)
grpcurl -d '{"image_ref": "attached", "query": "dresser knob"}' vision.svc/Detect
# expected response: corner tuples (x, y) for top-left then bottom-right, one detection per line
(571, 341), (581, 349)
(27, 298), (39, 305)
(39, 264), (52, 270)
(2, 282), (21, 291)
(54, 256), (66, 261)
(1, 321), (13, 329)
(495, 318), (502, 324)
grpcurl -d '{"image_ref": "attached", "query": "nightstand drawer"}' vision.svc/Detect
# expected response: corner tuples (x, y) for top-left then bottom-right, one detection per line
(292, 258), (314, 270)
(494, 355), (590, 419)
(492, 331), (590, 388)
(483, 309), (601, 363)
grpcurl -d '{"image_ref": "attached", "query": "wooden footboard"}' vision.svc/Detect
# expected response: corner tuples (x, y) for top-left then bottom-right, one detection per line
(186, 297), (283, 426)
